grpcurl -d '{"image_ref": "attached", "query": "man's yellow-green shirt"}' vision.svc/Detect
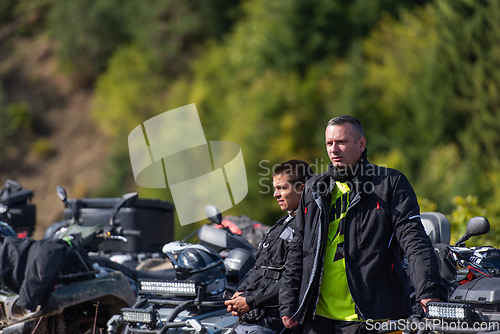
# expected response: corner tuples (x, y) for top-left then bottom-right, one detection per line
(316, 181), (358, 321)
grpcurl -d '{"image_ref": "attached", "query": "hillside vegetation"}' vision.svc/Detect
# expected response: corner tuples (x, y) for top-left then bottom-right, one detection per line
(1, 0), (499, 245)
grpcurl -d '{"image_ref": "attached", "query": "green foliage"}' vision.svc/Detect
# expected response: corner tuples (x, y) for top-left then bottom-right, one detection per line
(48, 0), (133, 84)
(0, 0), (54, 36)
(91, 44), (168, 197)
(430, 0), (500, 212)
(201, 0), (431, 75)
(7, 0), (499, 244)
(414, 144), (469, 214)
(92, 44), (166, 137)
(2, 101), (33, 137)
(418, 195), (490, 247)
(436, 0), (500, 196)
(75, 0), (243, 223)
(164, 59), (329, 224)
(338, 7), (458, 180)
(0, 0), (17, 23)
(13, 0), (55, 17)
(47, 0), (242, 85)
(370, 149), (411, 175)
(159, 0), (432, 225)
(31, 138), (55, 157)
(0, 90), (36, 168)
(449, 195), (488, 247)
(0, 98), (34, 140)
(418, 198), (437, 213)
(92, 141), (135, 198)
(327, 0), (500, 247)
(126, 0), (242, 76)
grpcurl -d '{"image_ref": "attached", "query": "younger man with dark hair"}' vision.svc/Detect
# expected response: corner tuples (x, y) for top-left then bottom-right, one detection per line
(225, 159), (313, 334)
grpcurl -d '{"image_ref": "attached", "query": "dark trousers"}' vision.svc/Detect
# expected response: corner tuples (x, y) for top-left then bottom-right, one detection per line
(237, 316), (284, 334)
(304, 315), (377, 334)
(236, 314), (302, 334)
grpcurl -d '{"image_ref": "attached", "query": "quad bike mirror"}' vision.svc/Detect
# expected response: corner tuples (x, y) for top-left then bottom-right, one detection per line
(3, 180), (22, 194)
(56, 185), (77, 222)
(455, 216), (490, 246)
(180, 205), (222, 243)
(109, 192), (138, 227)
(205, 205), (223, 225)
(56, 185), (67, 202)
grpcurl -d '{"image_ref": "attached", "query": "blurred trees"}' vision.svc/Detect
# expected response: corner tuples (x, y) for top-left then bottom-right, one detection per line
(2, 0), (500, 244)
(48, 0), (133, 85)
(324, 0), (500, 245)
(157, 0), (436, 225)
(357, 0), (500, 244)
(50, 0), (500, 241)
(0, 87), (36, 167)
(48, 0), (242, 85)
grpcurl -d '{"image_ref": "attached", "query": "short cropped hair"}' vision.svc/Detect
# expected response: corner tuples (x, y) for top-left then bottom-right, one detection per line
(273, 159), (314, 185)
(327, 115), (364, 140)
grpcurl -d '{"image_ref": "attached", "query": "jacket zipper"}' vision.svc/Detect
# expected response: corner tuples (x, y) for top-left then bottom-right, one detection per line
(293, 183), (328, 322)
(341, 190), (362, 319)
(309, 190), (362, 319)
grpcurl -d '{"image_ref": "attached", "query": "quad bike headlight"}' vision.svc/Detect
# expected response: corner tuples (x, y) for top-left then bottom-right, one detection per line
(121, 306), (156, 325)
(139, 279), (198, 296)
(138, 278), (226, 296)
(427, 302), (472, 321)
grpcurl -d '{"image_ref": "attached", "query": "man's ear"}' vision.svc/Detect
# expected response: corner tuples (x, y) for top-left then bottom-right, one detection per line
(298, 183), (305, 192)
(359, 136), (366, 152)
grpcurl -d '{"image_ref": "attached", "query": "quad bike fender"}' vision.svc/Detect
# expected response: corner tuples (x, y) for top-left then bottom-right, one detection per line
(0, 271), (136, 333)
(50, 271), (136, 311)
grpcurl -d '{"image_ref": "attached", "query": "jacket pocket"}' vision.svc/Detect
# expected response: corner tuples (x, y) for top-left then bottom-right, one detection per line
(386, 261), (411, 313)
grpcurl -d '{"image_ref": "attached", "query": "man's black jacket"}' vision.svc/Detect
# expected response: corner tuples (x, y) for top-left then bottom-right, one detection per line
(279, 157), (443, 322)
(238, 214), (295, 315)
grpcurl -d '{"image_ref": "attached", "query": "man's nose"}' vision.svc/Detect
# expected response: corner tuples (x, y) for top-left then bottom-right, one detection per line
(331, 143), (340, 153)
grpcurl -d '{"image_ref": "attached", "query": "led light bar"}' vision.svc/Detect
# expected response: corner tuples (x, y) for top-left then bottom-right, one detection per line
(139, 279), (198, 296)
(427, 302), (472, 321)
(122, 307), (156, 325)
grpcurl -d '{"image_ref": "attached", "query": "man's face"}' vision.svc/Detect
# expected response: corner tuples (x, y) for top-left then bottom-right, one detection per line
(325, 123), (366, 170)
(273, 173), (304, 212)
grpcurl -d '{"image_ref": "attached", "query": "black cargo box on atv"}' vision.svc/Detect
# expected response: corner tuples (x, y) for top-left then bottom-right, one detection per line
(0, 180), (36, 237)
(64, 197), (175, 253)
(450, 276), (500, 312)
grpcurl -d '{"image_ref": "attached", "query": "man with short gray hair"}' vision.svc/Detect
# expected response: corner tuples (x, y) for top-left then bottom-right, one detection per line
(280, 115), (442, 334)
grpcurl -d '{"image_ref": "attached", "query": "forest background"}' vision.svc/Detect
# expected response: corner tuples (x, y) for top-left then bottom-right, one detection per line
(1, 0), (499, 246)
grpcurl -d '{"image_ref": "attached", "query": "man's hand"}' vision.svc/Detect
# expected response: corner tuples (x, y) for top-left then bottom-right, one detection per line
(419, 298), (440, 313)
(224, 292), (251, 317)
(282, 316), (298, 328)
